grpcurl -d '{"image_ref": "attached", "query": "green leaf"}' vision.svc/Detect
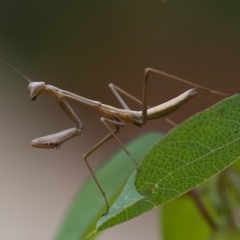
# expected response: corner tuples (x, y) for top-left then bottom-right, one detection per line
(97, 94), (240, 231)
(162, 195), (210, 240)
(54, 132), (161, 240)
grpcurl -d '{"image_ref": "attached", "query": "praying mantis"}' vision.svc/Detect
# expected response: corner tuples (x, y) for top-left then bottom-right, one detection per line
(1, 59), (229, 215)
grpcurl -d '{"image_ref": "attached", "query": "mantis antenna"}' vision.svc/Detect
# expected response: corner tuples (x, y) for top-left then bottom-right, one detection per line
(0, 58), (32, 83)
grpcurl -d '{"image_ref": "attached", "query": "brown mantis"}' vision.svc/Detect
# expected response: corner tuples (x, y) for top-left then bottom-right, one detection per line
(0, 59), (229, 214)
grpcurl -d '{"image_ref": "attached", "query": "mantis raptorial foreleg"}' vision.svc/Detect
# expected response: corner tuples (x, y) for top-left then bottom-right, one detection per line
(31, 98), (83, 148)
(58, 98), (83, 128)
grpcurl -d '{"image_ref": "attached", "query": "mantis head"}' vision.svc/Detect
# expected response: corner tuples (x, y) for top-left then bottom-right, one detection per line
(28, 82), (46, 101)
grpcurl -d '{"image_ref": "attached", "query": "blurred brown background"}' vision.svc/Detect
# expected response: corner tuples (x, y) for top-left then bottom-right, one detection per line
(0, 1), (239, 240)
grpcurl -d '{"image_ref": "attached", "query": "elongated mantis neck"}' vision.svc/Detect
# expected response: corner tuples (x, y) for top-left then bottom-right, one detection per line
(44, 84), (102, 107)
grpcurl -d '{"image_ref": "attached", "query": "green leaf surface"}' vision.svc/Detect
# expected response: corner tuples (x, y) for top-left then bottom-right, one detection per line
(54, 132), (161, 240)
(162, 195), (210, 240)
(97, 94), (240, 231)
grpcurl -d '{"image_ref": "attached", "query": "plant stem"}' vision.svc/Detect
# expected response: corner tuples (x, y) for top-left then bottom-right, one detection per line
(189, 189), (218, 230)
